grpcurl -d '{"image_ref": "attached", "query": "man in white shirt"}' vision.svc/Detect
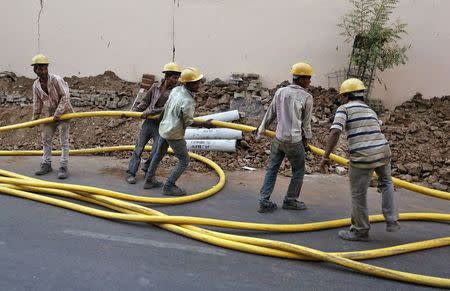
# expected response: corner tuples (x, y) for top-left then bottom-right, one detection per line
(256, 62), (314, 213)
(31, 54), (73, 179)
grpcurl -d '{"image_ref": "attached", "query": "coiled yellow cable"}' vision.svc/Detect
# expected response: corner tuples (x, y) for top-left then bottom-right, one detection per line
(0, 111), (449, 288)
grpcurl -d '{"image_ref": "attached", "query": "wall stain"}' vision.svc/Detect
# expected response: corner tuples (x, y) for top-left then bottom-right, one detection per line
(37, 0), (44, 52)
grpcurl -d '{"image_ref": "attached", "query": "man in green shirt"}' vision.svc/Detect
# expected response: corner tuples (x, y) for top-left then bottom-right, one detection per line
(143, 67), (213, 196)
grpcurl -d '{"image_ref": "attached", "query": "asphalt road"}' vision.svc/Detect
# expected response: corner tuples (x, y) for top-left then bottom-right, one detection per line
(0, 156), (448, 291)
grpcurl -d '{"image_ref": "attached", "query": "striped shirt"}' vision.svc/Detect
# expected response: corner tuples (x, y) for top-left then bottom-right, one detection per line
(32, 74), (74, 119)
(257, 84), (313, 143)
(330, 100), (391, 169)
(159, 86), (196, 140)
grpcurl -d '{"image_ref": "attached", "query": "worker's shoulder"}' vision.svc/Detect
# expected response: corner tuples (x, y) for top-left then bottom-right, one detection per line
(336, 104), (348, 112)
(149, 81), (161, 91)
(32, 78), (40, 87)
(49, 73), (64, 81)
(50, 74), (69, 86)
(289, 86), (313, 100)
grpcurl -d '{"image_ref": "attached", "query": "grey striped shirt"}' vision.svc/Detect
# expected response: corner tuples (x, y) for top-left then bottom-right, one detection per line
(330, 100), (391, 168)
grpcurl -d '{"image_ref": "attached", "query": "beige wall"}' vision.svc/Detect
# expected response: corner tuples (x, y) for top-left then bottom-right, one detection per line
(1, 0), (449, 108)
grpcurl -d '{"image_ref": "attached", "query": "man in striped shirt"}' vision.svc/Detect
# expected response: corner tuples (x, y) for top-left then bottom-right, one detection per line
(320, 78), (400, 241)
(31, 54), (74, 179)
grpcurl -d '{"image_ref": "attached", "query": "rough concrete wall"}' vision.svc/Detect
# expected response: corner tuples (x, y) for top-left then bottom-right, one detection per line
(0, 0), (449, 108)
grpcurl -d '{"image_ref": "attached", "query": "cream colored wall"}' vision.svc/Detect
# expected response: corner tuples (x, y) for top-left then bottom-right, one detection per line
(1, 0), (449, 108)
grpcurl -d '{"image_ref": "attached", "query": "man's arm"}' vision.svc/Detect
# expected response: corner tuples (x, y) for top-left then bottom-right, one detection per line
(135, 86), (155, 112)
(157, 108), (165, 123)
(319, 105), (348, 171)
(181, 100), (195, 128)
(141, 107), (163, 119)
(256, 92), (278, 139)
(32, 86), (42, 121)
(301, 95), (313, 149)
(319, 128), (342, 171)
(323, 129), (342, 158)
(53, 78), (71, 120)
(191, 119), (214, 128)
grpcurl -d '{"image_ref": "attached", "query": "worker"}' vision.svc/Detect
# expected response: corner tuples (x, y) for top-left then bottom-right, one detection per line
(31, 54), (73, 179)
(126, 63), (182, 184)
(143, 67), (213, 196)
(319, 78), (400, 241)
(255, 62), (314, 213)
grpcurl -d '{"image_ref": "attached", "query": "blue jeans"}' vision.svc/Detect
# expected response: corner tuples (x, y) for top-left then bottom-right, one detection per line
(259, 139), (305, 203)
(127, 120), (160, 176)
(348, 161), (399, 233)
(144, 137), (190, 186)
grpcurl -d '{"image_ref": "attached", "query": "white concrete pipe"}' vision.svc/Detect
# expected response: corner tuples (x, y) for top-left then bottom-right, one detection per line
(186, 139), (237, 152)
(198, 110), (240, 122)
(184, 128), (242, 140)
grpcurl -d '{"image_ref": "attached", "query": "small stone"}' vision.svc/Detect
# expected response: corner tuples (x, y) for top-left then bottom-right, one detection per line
(405, 162), (422, 176)
(233, 92), (245, 99)
(335, 166), (347, 176)
(246, 73), (260, 79)
(432, 182), (448, 191)
(231, 72), (244, 78)
(402, 174), (413, 182)
(218, 94), (231, 105)
(240, 140), (250, 149)
(422, 163), (433, 173)
(205, 97), (219, 108)
(396, 163), (407, 173)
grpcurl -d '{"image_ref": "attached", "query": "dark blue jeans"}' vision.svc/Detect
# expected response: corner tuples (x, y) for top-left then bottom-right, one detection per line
(144, 137), (190, 186)
(127, 119), (160, 176)
(259, 139), (305, 203)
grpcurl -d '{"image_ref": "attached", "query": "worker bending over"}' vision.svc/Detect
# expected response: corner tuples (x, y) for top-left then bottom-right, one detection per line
(143, 67), (213, 196)
(31, 54), (73, 179)
(320, 78), (400, 241)
(126, 63), (181, 184)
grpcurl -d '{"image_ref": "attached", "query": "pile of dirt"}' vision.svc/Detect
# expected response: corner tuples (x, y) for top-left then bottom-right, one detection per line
(383, 94), (450, 190)
(64, 71), (136, 94)
(0, 76), (34, 98)
(0, 72), (448, 190)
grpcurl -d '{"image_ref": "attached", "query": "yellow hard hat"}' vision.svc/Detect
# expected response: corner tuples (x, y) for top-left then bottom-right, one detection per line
(179, 67), (204, 83)
(31, 54), (49, 66)
(339, 78), (367, 94)
(162, 62), (182, 73)
(290, 62), (314, 76)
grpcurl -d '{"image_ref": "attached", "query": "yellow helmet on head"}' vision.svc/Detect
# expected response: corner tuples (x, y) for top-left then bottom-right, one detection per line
(339, 78), (367, 94)
(31, 54), (49, 66)
(179, 67), (203, 83)
(290, 62), (314, 77)
(162, 62), (182, 73)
